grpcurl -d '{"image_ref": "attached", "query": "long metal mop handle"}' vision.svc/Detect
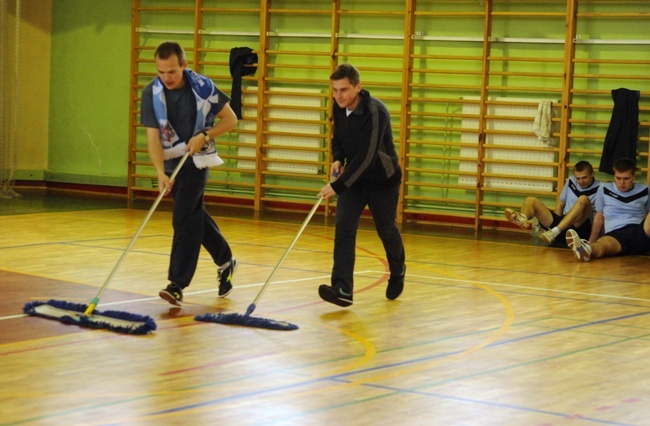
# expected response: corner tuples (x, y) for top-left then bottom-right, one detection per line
(245, 174), (338, 316)
(248, 195), (325, 311)
(84, 152), (190, 316)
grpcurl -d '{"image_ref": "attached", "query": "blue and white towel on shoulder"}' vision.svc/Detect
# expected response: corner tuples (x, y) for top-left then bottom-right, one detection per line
(152, 69), (224, 169)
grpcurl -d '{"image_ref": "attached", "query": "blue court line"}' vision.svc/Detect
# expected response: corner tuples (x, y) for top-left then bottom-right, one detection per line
(257, 382), (637, 426)
(10, 308), (648, 425)
(0, 235), (171, 251)
(119, 310), (650, 424)
(254, 312), (650, 426)
(357, 384), (635, 426)
(5, 236), (649, 423)
(326, 310), (650, 381)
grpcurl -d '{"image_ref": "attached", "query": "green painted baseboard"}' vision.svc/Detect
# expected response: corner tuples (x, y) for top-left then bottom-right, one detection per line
(43, 171), (127, 187)
(12, 169), (45, 181)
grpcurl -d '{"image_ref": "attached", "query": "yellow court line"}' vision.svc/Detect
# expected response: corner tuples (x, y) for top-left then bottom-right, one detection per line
(4, 252), (512, 422)
(350, 269), (515, 386)
(290, 265), (515, 388)
(21, 261), (510, 424)
(126, 265), (515, 422)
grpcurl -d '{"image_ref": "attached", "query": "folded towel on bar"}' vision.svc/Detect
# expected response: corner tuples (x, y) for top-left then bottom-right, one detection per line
(532, 100), (556, 146)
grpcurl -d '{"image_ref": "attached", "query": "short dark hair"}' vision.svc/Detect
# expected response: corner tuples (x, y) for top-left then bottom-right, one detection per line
(574, 160), (594, 174)
(330, 63), (360, 86)
(612, 157), (636, 174)
(154, 41), (185, 66)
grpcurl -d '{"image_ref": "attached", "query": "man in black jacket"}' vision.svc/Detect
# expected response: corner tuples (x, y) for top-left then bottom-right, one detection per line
(317, 63), (406, 307)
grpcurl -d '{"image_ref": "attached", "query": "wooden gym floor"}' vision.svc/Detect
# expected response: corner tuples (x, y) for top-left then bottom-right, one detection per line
(1, 189), (649, 425)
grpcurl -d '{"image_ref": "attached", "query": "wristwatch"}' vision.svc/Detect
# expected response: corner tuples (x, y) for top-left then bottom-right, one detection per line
(201, 131), (210, 142)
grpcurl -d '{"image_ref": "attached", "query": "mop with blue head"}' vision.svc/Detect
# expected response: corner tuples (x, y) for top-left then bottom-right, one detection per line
(195, 183), (333, 331)
(23, 153), (190, 335)
(195, 304), (298, 331)
(23, 300), (157, 335)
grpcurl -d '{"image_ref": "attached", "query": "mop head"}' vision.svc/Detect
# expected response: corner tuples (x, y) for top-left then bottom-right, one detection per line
(23, 299), (157, 335)
(195, 312), (298, 331)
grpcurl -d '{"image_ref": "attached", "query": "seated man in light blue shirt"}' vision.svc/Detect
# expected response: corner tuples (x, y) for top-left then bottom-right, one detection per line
(505, 161), (600, 246)
(567, 157), (650, 261)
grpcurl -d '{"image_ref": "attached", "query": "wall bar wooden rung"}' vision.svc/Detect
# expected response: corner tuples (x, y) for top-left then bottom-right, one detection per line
(135, 27), (194, 35)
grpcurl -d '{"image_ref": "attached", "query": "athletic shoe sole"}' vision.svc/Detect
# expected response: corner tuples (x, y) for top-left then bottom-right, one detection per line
(159, 289), (182, 306)
(566, 229), (591, 262)
(504, 208), (531, 230)
(540, 230), (556, 244)
(386, 264), (406, 300)
(218, 258), (238, 298)
(218, 287), (232, 298)
(318, 285), (353, 307)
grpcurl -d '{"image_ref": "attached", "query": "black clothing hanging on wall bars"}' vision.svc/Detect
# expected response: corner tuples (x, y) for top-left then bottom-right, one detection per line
(599, 88), (640, 174)
(229, 47), (258, 120)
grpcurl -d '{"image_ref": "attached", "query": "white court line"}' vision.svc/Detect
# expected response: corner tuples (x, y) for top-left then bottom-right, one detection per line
(187, 273), (335, 297)
(4, 272), (372, 321)
(8, 270), (649, 322)
(373, 271), (650, 303)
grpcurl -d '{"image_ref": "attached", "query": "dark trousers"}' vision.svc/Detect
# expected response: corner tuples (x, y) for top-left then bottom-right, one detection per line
(168, 160), (231, 287)
(332, 183), (405, 294)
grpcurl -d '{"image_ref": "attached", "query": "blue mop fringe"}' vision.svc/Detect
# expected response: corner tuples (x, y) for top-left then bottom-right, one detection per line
(195, 312), (298, 331)
(23, 299), (157, 335)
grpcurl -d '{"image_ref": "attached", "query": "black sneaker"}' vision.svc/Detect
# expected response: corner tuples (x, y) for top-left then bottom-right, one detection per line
(318, 284), (353, 307)
(218, 258), (237, 298)
(386, 264), (406, 300)
(159, 282), (183, 306)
